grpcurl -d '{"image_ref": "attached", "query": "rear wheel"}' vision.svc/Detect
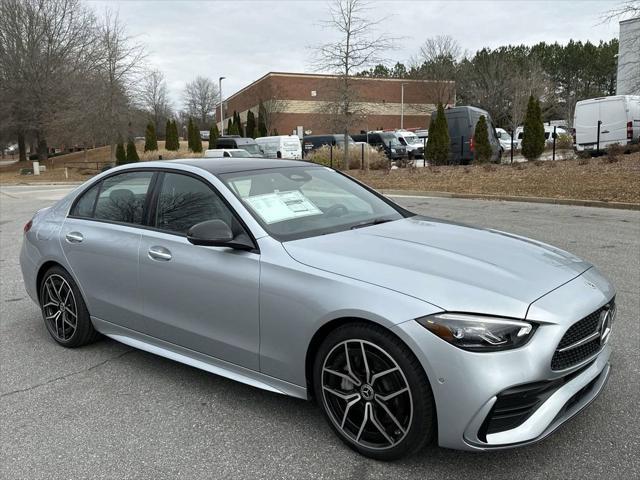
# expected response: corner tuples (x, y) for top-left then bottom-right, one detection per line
(39, 266), (99, 347)
(313, 322), (435, 460)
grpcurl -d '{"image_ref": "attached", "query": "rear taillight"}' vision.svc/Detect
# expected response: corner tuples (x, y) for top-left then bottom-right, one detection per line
(627, 121), (633, 140)
(24, 219), (33, 234)
(470, 135), (475, 152)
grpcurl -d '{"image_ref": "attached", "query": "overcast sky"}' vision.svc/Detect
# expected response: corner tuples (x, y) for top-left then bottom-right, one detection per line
(89, 0), (621, 108)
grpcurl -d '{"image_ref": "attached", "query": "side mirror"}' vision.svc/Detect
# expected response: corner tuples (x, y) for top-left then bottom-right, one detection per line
(187, 219), (254, 250)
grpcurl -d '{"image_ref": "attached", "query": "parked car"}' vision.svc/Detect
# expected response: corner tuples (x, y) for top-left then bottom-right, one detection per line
(203, 149), (253, 158)
(302, 134), (355, 153)
(255, 135), (302, 159)
(513, 125), (568, 150)
(215, 136), (263, 157)
(495, 128), (513, 151)
(200, 130), (210, 141)
(21, 158), (615, 460)
(434, 106), (501, 164)
(351, 132), (407, 161)
(573, 95), (640, 152)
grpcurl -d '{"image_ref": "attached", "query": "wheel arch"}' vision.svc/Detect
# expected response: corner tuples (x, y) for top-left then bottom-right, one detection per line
(36, 260), (67, 302)
(304, 316), (432, 399)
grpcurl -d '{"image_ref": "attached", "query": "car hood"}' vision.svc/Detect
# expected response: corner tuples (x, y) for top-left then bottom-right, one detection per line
(283, 216), (591, 319)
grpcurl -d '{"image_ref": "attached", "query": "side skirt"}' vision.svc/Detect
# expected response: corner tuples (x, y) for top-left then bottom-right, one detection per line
(92, 317), (309, 400)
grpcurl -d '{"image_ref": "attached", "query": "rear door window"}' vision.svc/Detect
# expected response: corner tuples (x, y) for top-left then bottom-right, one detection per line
(93, 171), (154, 225)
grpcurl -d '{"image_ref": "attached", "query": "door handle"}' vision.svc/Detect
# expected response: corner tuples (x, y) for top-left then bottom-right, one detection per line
(65, 232), (83, 243)
(148, 246), (172, 261)
(601, 130), (610, 134)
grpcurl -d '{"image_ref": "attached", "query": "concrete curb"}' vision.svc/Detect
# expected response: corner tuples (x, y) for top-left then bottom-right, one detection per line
(381, 189), (640, 211)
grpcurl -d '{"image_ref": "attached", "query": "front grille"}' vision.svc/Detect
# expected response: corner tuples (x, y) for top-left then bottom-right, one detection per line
(551, 299), (615, 371)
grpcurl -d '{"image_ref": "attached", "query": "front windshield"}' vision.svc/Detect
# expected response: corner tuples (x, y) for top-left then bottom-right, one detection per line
(220, 166), (406, 241)
(230, 150), (251, 158)
(405, 135), (422, 145)
(241, 144), (262, 155)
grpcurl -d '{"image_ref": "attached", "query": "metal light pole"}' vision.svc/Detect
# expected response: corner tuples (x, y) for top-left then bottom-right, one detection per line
(219, 76), (226, 136)
(400, 83), (406, 129)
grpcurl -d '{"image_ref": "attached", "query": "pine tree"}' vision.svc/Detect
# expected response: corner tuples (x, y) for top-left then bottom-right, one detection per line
(126, 138), (139, 162)
(245, 111), (256, 139)
(521, 95), (545, 160)
(208, 124), (219, 149)
(232, 111), (244, 137)
(144, 122), (158, 152)
(425, 103), (450, 165)
(115, 140), (127, 165)
(227, 119), (234, 135)
(187, 118), (194, 151)
(173, 120), (180, 150)
(192, 121), (203, 153)
(257, 100), (268, 137)
(473, 115), (492, 163)
(164, 119), (173, 150)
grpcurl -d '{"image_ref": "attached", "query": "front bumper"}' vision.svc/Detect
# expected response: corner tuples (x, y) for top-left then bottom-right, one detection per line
(393, 268), (615, 451)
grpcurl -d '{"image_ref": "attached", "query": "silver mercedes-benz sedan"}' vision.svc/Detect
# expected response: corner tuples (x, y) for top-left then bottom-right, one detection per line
(20, 159), (615, 460)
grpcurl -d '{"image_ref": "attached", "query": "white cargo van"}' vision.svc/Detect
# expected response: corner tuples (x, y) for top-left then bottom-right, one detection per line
(514, 125), (568, 150)
(255, 135), (302, 159)
(573, 95), (640, 151)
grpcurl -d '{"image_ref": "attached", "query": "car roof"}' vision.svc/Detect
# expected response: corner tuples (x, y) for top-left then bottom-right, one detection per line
(171, 158), (314, 175)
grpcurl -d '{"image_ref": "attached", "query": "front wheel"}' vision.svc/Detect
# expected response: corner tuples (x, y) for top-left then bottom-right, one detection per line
(313, 323), (435, 460)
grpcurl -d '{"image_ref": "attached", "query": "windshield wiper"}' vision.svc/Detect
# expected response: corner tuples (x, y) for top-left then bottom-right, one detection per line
(350, 218), (394, 230)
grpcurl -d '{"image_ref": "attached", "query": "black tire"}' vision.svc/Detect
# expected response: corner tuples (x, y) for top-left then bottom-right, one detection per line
(39, 265), (100, 347)
(313, 322), (435, 461)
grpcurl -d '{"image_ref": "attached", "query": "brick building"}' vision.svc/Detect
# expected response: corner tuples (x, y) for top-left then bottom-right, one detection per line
(217, 72), (455, 136)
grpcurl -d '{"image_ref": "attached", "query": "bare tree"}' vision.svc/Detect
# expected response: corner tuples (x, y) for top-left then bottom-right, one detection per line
(139, 69), (172, 133)
(95, 10), (146, 160)
(411, 35), (461, 105)
(183, 76), (219, 127)
(0, 0), (102, 162)
(312, 0), (396, 167)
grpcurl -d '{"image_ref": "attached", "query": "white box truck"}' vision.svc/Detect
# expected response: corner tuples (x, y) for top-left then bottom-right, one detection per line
(573, 95), (640, 152)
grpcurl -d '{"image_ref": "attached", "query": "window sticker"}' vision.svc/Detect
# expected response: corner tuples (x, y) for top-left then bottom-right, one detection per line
(244, 190), (323, 224)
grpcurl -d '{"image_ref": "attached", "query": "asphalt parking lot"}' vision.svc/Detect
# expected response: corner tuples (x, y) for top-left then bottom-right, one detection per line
(1, 184), (639, 480)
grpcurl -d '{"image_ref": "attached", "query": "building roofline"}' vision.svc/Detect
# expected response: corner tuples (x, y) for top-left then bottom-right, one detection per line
(223, 71), (455, 104)
(619, 16), (640, 25)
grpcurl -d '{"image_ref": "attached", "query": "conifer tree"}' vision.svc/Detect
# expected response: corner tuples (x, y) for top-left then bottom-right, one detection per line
(257, 100), (268, 137)
(521, 96), (545, 160)
(115, 140), (127, 165)
(425, 103), (450, 165)
(208, 124), (219, 149)
(164, 119), (173, 150)
(187, 118), (194, 151)
(144, 122), (158, 152)
(246, 111), (257, 139)
(126, 138), (139, 162)
(192, 121), (203, 153)
(227, 119), (234, 135)
(473, 115), (492, 163)
(172, 120), (180, 150)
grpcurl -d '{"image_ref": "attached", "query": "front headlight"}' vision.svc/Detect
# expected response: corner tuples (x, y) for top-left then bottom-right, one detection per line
(416, 313), (535, 352)
(390, 148), (396, 153)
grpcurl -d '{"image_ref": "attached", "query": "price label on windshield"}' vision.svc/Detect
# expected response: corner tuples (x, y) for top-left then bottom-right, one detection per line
(244, 190), (323, 224)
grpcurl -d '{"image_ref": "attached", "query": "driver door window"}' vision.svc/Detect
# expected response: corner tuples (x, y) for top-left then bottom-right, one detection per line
(154, 172), (234, 234)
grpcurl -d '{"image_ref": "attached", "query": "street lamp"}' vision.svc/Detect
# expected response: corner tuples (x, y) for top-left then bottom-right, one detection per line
(400, 82), (406, 129)
(219, 76), (226, 136)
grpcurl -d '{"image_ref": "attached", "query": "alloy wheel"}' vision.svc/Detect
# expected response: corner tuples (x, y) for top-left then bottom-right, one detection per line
(42, 274), (78, 341)
(321, 339), (413, 450)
